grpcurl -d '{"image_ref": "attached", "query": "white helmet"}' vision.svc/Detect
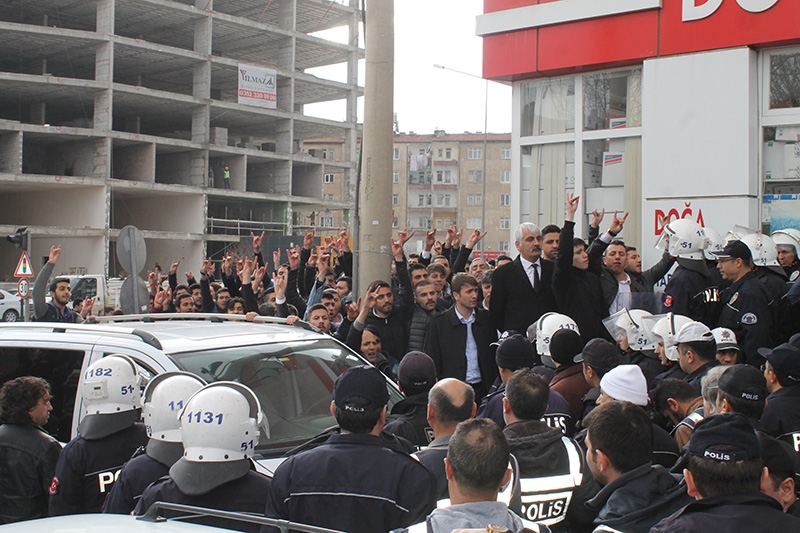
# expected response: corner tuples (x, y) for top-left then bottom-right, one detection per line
(772, 228), (800, 257)
(651, 313), (692, 361)
(656, 218), (708, 260)
(142, 372), (206, 443)
(703, 227), (726, 261)
(535, 313), (580, 357)
(739, 232), (781, 268)
(82, 354), (143, 415)
(180, 381), (264, 463)
(605, 309), (656, 351)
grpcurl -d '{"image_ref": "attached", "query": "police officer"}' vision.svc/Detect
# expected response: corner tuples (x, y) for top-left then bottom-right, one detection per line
(502, 369), (597, 531)
(134, 382), (271, 532)
(773, 228), (800, 284)
(759, 342), (800, 450)
(384, 351), (437, 447)
(103, 372), (206, 514)
(715, 240), (773, 367)
(661, 219), (720, 327)
(49, 355), (149, 515)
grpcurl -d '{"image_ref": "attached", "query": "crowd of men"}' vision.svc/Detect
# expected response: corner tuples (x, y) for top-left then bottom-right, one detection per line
(2, 195), (800, 532)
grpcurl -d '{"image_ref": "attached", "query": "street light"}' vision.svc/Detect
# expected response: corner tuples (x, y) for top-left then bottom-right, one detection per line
(433, 64), (488, 259)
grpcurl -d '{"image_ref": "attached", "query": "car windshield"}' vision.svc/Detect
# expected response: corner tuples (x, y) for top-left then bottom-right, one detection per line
(169, 338), (402, 455)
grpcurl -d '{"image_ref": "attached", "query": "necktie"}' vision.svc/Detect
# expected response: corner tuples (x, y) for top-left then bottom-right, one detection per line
(532, 263), (540, 294)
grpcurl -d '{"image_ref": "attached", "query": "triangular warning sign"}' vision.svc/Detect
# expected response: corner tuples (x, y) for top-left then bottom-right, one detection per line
(15, 251), (35, 278)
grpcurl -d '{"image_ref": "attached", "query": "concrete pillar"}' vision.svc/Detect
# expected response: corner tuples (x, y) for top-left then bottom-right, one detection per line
(357, 0), (394, 292)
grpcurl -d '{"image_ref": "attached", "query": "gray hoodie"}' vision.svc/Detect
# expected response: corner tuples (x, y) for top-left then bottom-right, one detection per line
(426, 501), (546, 533)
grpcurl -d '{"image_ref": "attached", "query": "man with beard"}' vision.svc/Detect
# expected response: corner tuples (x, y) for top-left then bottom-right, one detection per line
(33, 245), (90, 322)
(408, 280), (440, 352)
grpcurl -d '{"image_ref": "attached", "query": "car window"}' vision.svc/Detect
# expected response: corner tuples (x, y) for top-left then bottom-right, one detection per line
(0, 346), (85, 442)
(71, 278), (98, 301)
(169, 338), (403, 455)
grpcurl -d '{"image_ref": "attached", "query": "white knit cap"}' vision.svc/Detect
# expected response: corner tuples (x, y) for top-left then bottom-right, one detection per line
(600, 365), (648, 406)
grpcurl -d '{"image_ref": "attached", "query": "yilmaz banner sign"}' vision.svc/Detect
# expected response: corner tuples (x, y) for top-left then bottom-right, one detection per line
(238, 64), (277, 109)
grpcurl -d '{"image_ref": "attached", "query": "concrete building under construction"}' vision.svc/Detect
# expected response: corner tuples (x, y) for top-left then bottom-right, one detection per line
(0, 0), (361, 279)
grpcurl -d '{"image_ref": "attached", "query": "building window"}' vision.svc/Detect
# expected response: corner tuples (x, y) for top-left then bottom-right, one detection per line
(498, 241), (509, 252)
(328, 194), (335, 200)
(436, 218), (443, 230)
(500, 170), (511, 183)
(321, 213), (334, 227)
(392, 194), (399, 206)
(500, 217), (510, 230)
(427, 193), (432, 206)
(446, 148), (452, 159)
(438, 148), (443, 157)
(475, 194), (482, 206)
(467, 194), (474, 206)
(419, 148), (425, 155)
(323, 173), (335, 183)
(418, 194), (425, 207)
(468, 170), (483, 183)
(436, 170), (454, 184)
(466, 217), (482, 229)
(422, 217), (432, 229)
(393, 171), (399, 183)
(393, 147), (400, 160)
(468, 147), (483, 159)
(392, 217), (399, 228)
(436, 193), (452, 207)
(501, 147), (511, 159)
(500, 194), (510, 206)
(329, 149), (335, 159)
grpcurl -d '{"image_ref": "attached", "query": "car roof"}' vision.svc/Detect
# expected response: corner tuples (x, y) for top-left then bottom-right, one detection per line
(0, 514), (226, 532)
(0, 316), (329, 355)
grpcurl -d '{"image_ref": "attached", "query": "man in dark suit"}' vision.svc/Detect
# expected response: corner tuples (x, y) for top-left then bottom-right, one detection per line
(490, 222), (558, 335)
(425, 273), (498, 401)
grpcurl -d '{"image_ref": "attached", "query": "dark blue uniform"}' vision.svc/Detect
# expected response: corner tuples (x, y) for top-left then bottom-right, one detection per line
(760, 386), (800, 451)
(477, 383), (573, 436)
(717, 272), (772, 367)
(650, 492), (800, 532)
(48, 424), (148, 515)
(263, 432), (436, 533)
(103, 452), (168, 515)
(663, 265), (720, 328)
(135, 471), (271, 533)
(384, 393), (433, 447)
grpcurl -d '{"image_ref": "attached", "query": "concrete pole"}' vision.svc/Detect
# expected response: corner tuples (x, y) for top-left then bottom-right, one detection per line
(357, 0), (394, 294)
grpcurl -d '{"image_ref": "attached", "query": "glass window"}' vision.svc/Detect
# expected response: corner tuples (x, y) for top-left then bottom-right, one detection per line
(501, 147), (511, 159)
(392, 171), (399, 183)
(468, 170), (482, 183)
(500, 170), (511, 183)
(467, 194), (474, 206)
(500, 194), (510, 206)
(418, 194), (425, 207)
(468, 147), (483, 159)
(446, 148), (452, 159)
(467, 217), (481, 229)
(392, 194), (399, 206)
(328, 149), (335, 159)
(583, 69), (642, 130)
(444, 170), (454, 184)
(438, 148), (443, 157)
(436, 170), (443, 183)
(323, 173), (334, 183)
(498, 241), (509, 252)
(392, 217), (398, 228)
(521, 78), (575, 137)
(500, 217), (510, 230)
(475, 194), (482, 206)
(769, 51), (800, 110)
(393, 147), (400, 160)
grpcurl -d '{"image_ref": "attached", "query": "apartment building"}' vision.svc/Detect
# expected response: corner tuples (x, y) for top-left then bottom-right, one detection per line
(0, 0), (361, 278)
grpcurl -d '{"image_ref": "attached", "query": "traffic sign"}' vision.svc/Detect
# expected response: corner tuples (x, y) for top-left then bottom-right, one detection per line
(14, 251), (34, 278)
(17, 278), (29, 299)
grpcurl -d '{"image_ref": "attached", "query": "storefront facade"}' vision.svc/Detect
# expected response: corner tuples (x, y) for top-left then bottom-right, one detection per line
(479, 0), (800, 266)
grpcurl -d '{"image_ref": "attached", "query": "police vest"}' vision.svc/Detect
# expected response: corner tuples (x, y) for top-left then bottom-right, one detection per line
(517, 436), (584, 527)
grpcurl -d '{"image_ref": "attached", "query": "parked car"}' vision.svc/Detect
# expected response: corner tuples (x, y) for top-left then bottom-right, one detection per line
(0, 315), (404, 476)
(0, 289), (21, 322)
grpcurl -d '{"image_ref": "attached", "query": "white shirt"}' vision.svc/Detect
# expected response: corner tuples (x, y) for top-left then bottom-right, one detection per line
(519, 257), (540, 289)
(609, 273), (632, 315)
(455, 306), (481, 384)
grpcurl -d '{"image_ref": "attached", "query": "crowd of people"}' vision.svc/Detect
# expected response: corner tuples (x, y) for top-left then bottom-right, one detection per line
(2, 195), (800, 532)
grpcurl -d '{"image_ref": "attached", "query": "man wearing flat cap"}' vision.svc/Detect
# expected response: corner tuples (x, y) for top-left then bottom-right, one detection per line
(263, 365), (436, 533)
(651, 413), (800, 531)
(384, 351), (437, 447)
(715, 240), (773, 367)
(759, 342), (800, 447)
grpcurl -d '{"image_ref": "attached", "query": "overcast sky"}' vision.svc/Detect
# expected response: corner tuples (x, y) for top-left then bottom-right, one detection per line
(306, 0), (513, 135)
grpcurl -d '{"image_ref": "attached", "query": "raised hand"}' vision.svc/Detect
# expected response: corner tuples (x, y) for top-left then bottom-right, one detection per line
(590, 208), (606, 229)
(251, 231), (265, 254)
(565, 193), (580, 222)
(48, 245), (62, 265)
(609, 211), (629, 235)
(467, 229), (487, 249)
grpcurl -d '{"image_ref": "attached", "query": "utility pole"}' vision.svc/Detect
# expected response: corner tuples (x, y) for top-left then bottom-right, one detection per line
(357, 0), (394, 294)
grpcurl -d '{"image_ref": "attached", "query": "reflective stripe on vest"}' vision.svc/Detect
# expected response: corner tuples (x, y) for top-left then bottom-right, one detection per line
(517, 436), (584, 527)
(675, 408), (705, 432)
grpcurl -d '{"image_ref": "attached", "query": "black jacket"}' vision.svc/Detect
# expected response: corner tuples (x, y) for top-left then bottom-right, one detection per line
(424, 306), (498, 390)
(360, 259), (415, 361)
(0, 423), (62, 524)
(384, 393), (433, 448)
(663, 263), (720, 327)
(263, 432), (436, 533)
(718, 271), (773, 366)
(650, 492), (800, 532)
(553, 220), (610, 341)
(586, 462), (691, 533)
(490, 257), (558, 335)
(407, 304), (435, 353)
